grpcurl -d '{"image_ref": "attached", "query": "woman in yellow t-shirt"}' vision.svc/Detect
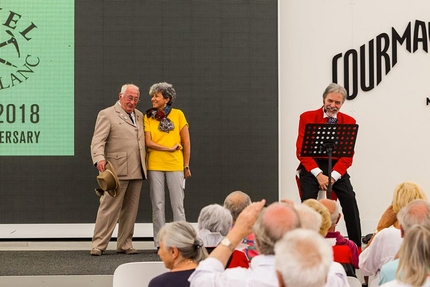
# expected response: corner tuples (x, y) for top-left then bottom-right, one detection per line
(144, 82), (191, 248)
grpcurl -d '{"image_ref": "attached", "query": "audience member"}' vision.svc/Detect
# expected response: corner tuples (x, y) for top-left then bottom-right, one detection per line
(302, 198), (331, 236)
(365, 181), (427, 246)
(275, 228), (333, 287)
(223, 191), (252, 224)
(379, 199), (430, 285)
(189, 200), (301, 287)
(197, 204), (249, 268)
(294, 203), (350, 287)
(320, 198), (359, 276)
(380, 225), (430, 287)
(359, 182), (427, 286)
(148, 221), (207, 287)
(223, 190), (258, 259)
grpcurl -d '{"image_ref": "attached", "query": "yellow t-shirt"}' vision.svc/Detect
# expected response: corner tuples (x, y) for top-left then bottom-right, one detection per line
(144, 108), (188, 171)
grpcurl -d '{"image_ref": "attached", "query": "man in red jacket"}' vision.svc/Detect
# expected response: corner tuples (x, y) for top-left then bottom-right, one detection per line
(296, 83), (362, 248)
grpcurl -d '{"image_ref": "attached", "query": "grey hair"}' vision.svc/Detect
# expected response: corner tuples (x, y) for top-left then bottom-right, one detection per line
(120, 83), (139, 95)
(223, 190), (252, 222)
(275, 228), (333, 287)
(148, 82), (177, 105)
(294, 203), (322, 233)
(322, 83), (347, 103)
(397, 199), (430, 232)
(253, 202), (301, 255)
(197, 204), (232, 236)
(158, 221), (208, 262)
(330, 200), (340, 226)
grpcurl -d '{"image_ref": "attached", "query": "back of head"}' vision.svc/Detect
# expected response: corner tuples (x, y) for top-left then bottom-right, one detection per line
(253, 202), (301, 255)
(303, 199), (331, 236)
(197, 204), (232, 246)
(392, 181), (427, 213)
(158, 221), (208, 262)
(396, 224), (430, 286)
(275, 228), (333, 287)
(319, 198), (340, 227)
(294, 203), (322, 233)
(223, 190), (251, 223)
(397, 199), (430, 232)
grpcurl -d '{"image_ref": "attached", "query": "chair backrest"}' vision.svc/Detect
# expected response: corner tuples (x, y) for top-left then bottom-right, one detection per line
(113, 261), (169, 287)
(347, 276), (362, 287)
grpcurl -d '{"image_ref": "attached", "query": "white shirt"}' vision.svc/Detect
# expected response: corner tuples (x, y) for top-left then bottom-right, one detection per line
(189, 255), (349, 287)
(359, 227), (403, 280)
(189, 255), (277, 287)
(326, 262), (350, 287)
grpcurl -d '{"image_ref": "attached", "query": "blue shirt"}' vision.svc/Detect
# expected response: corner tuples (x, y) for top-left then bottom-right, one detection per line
(379, 259), (399, 285)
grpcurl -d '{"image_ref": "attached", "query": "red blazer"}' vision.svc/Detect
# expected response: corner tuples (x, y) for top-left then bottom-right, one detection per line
(296, 107), (356, 176)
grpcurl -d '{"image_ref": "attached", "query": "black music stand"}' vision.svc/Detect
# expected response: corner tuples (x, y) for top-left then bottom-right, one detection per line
(300, 123), (359, 199)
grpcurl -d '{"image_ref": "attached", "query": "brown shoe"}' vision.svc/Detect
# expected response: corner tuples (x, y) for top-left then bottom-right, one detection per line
(90, 248), (103, 256)
(116, 248), (138, 254)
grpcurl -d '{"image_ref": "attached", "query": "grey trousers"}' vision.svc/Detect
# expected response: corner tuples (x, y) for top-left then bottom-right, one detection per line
(92, 179), (143, 251)
(148, 171), (186, 246)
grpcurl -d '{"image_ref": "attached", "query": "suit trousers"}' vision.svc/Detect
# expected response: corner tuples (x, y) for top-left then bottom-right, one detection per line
(299, 164), (362, 247)
(149, 171), (186, 246)
(92, 179), (143, 251)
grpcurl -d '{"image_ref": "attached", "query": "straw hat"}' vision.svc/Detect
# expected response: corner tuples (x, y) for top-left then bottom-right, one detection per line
(95, 162), (120, 197)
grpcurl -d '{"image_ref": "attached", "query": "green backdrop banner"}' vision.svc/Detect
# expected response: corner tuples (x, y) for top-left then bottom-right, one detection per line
(0, 1), (74, 155)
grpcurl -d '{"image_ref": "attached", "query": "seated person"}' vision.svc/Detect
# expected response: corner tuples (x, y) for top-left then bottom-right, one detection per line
(223, 190), (258, 260)
(149, 221), (208, 287)
(380, 225), (430, 287)
(360, 181), (427, 286)
(294, 202), (350, 287)
(189, 200), (300, 287)
(275, 228), (333, 287)
(366, 181), (427, 246)
(320, 198), (359, 277)
(197, 204), (249, 268)
(379, 199), (430, 285)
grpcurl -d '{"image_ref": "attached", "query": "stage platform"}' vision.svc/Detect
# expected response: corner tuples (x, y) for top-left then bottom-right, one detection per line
(0, 240), (159, 287)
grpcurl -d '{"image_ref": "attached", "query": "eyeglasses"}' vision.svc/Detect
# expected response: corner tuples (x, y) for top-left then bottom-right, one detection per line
(123, 95), (139, 103)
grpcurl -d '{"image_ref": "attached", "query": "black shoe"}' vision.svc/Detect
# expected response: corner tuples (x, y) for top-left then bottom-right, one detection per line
(362, 233), (374, 244)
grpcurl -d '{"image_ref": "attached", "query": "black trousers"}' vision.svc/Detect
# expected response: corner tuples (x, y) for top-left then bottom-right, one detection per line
(299, 161), (362, 247)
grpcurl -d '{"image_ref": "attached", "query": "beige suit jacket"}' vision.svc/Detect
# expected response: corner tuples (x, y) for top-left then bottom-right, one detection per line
(90, 102), (147, 180)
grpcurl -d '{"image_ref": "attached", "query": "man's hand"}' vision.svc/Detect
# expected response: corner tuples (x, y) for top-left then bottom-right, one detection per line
(97, 160), (106, 172)
(208, 199), (266, 267)
(231, 199), (266, 239)
(316, 173), (335, 191)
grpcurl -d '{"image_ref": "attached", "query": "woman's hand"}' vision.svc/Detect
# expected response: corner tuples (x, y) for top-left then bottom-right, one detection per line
(184, 167), (191, 178)
(170, 144), (181, 151)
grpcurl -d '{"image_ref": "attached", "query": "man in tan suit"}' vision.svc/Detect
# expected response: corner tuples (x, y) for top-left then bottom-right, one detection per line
(90, 83), (147, 256)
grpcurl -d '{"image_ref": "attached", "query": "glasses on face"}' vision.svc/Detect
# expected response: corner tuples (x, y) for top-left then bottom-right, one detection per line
(124, 95), (139, 103)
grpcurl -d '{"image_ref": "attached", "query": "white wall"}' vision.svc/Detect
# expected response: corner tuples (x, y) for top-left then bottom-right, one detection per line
(279, 0), (430, 236)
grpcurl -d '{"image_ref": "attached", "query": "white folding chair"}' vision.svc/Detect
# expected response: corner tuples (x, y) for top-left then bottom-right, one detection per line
(113, 261), (169, 287)
(347, 276), (363, 287)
